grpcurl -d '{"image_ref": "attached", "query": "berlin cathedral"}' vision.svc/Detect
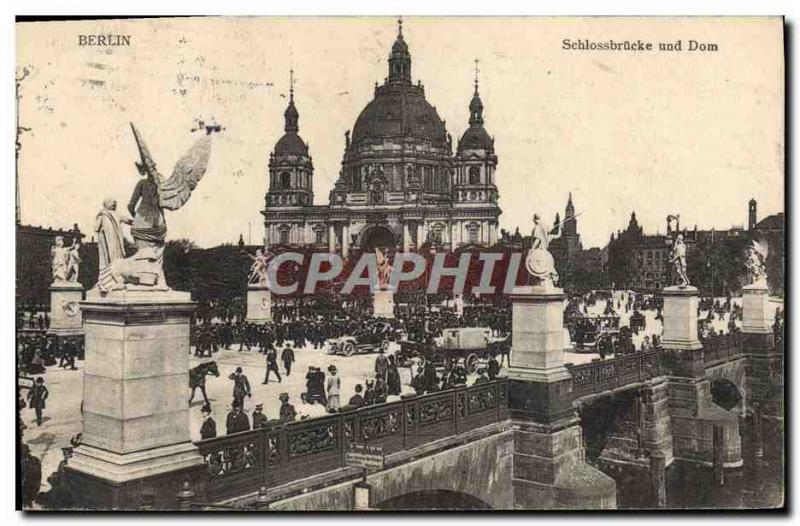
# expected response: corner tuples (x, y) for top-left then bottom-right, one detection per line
(262, 20), (501, 254)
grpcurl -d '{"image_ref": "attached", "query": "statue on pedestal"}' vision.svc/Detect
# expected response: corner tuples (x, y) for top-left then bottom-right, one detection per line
(375, 248), (394, 290)
(745, 238), (769, 287)
(95, 198), (132, 271)
(94, 123), (214, 293)
(52, 236), (81, 283)
(669, 234), (690, 288)
(246, 248), (272, 286)
(525, 213), (562, 287)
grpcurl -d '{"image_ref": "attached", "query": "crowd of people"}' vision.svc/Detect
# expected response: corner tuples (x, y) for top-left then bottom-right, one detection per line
(17, 333), (83, 376)
(17, 287), (785, 509)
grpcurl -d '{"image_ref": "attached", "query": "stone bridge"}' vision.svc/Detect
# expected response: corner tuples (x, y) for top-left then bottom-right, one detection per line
(65, 284), (782, 510)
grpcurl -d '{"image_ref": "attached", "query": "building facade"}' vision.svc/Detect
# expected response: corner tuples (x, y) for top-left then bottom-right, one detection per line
(606, 204), (757, 292)
(262, 21), (501, 254)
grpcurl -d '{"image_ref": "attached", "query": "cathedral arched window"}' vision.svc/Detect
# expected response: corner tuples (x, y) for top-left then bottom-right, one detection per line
(280, 171), (291, 190)
(432, 223), (445, 244)
(469, 165), (481, 185)
(467, 223), (480, 244)
(278, 226), (290, 245)
(314, 226), (325, 245)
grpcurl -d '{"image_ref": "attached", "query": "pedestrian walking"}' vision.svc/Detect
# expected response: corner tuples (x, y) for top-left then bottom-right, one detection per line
(228, 367), (251, 408)
(27, 377), (49, 426)
(263, 347), (282, 384)
(281, 343), (295, 376)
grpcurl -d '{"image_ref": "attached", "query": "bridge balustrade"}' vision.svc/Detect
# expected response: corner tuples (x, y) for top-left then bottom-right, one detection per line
(701, 333), (742, 364)
(195, 378), (508, 502)
(566, 350), (664, 400)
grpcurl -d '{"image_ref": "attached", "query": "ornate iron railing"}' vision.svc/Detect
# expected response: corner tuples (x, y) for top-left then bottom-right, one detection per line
(566, 350), (664, 400)
(701, 332), (742, 364)
(195, 378), (508, 503)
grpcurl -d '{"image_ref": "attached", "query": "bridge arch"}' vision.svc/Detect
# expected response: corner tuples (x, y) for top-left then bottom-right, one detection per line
(710, 378), (745, 416)
(375, 489), (492, 510)
(705, 357), (748, 417)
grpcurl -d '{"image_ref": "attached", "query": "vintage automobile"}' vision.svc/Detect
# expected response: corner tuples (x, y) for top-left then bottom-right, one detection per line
(397, 327), (509, 374)
(567, 315), (621, 353)
(327, 320), (395, 357)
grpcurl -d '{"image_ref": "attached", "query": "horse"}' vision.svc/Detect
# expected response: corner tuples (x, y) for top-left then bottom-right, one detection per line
(189, 361), (220, 406)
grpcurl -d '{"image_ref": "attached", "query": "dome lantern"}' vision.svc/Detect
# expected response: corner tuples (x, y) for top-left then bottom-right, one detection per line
(388, 17), (411, 83)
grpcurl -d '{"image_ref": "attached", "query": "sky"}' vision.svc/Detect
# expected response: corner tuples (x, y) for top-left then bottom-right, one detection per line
(15, 16), (784, 249)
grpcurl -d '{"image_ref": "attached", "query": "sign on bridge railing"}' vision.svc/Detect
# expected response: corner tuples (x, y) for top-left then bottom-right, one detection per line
(345, 444), (385, 471)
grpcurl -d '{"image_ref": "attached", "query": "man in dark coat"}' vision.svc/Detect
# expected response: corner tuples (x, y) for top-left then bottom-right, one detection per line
(225, 401), (251, 434)
(263, 347), (282, 384)
(386, 354), (401, 396)
(374, 377), (388, 404)
(487, 355), (500, 380)
(348, 384), (365, 407)
(27, 377), (49, 426)
(228, 367), (251, 408)
(374, 350), (389, 384)
(281, 343), (295, 377)
(252, 403), (268, 429)
(199, 404), (217, 440)
(278, 393), (296, 423)
(363, 380), (376, 406)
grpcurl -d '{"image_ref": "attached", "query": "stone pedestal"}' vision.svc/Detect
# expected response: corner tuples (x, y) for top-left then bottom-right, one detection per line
(372, 287), (395, 319)
(661, 286), (702, 351)
(507, 286), (617, 509)
(246, 284), (272, 324)
(48, 281), (84, 336)
(661, 286), (742, 468)
(741, 282), (771, 334)
(66, 289), (204, 509)
(507, 286), (571, 384)
(741, 283), (783, 438)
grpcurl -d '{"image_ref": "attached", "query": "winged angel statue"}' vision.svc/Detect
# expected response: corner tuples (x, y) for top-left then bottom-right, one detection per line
(96, 123), (213, 292)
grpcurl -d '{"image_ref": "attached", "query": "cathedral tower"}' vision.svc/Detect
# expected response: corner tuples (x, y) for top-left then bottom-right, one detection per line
(266, 69), (314, 211)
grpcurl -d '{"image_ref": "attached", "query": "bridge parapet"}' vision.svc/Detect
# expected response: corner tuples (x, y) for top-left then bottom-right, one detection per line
(566, 350), (664, 401)
(701, 333), (742, 364)
(194, 378), (509, 503)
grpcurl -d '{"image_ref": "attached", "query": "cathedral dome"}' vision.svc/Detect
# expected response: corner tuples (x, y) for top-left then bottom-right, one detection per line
(273, 77), (309, 157)
(458, 124), (492, 151)
(274, 132), (308, 156)
(457, 81), (492, 151)
(350, 83), (448, 148)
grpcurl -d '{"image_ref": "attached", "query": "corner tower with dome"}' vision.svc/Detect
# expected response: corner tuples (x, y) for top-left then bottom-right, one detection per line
(263, 19), (501, 254)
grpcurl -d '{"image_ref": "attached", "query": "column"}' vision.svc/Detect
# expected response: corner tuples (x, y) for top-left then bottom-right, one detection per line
(450, 222), (457, 251)
(328, 224), (335, 253)
(342, 224), (350, 256)
(402, 223), (410, 252)
(416, 223), (423, 249)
